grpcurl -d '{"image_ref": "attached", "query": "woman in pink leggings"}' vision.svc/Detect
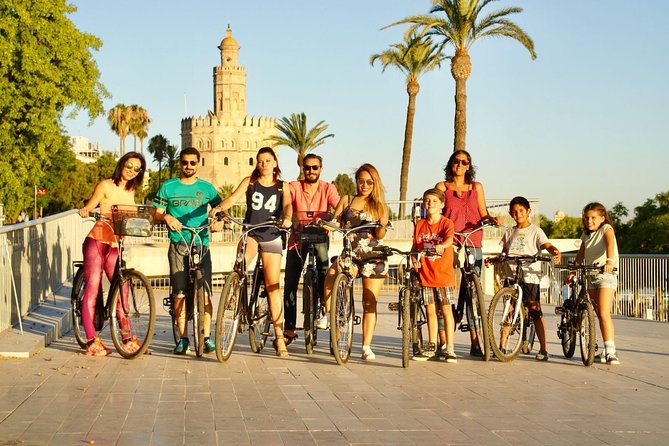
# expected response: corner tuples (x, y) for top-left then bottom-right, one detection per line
(78, 152), (146, 356)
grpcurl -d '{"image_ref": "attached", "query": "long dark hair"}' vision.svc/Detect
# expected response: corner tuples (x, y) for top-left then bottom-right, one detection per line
(250, 147), (282, 182)
(444, 149), (477, 184)
(112, 151), (146, 191)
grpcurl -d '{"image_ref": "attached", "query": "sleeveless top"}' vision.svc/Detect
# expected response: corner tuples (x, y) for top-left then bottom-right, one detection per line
(339, 196), (387, 278)
(581, 223), (619, 273)
(244, 180), (283, 242)
(87, 180), (135, 245)
(442, 182), (483, 248)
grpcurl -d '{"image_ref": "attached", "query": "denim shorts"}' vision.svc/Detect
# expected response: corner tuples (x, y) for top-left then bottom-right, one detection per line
(251, 235), (283, 254)
(588, 272), (618, 290)
(168, 242), (212, 297)
(422, 286), (456, 306)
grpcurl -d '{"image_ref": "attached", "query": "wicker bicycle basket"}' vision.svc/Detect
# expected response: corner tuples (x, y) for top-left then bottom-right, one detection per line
(111, 204), (156, 237)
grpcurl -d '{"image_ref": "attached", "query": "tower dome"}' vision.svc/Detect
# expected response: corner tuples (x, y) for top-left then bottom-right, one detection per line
(219, 25), (239, 50)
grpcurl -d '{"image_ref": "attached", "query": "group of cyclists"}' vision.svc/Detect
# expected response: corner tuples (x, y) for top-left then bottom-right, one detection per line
(78, 146), (621, 365)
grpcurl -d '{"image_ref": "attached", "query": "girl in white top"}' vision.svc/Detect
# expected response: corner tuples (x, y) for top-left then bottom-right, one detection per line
(574, 202), (620, 365)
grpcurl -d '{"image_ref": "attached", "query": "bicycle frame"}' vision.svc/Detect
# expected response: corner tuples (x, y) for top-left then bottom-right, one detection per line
(319, 219), (384, 364)
(453, 221), (494, 361)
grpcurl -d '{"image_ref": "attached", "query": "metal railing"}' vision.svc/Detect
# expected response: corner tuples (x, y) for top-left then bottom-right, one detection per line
(2, 203), (667, 333)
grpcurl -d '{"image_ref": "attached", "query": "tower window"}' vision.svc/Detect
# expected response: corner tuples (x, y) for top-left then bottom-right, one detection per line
(249, 157), (253, 166)
(224, 157), (229, 166)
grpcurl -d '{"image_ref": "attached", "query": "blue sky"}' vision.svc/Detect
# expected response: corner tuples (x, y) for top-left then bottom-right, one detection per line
(64, 0), (669, 219)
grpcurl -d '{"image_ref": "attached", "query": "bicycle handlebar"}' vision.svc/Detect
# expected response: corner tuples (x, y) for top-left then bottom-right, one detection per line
(317, 219), (386, 235)
(488, 253), (554, 265)
(555, 262), (618, 273)
(217, 211), (289, 235)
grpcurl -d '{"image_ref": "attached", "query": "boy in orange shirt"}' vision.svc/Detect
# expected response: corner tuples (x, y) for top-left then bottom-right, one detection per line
(412, 188), (457, 362)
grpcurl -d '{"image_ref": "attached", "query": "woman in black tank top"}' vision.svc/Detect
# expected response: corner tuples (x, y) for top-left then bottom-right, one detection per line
(212, 147), (293, 356)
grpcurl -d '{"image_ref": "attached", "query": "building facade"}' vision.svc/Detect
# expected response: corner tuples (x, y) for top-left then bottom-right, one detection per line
(180, 27), (277, 189)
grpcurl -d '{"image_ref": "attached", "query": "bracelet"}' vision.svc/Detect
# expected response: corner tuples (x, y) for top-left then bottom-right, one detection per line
(606, 258), (614, 262)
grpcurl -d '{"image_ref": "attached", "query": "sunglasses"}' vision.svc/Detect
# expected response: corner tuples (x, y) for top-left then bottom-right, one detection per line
(303, 165), (320, 172)
(453, 159), (470, 166)
(181, 160), (198, 167)
(124, 162), (142, 173)
(357, 179), (374, 187)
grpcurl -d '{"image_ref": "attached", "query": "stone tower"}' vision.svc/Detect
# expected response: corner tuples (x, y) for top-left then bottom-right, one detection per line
(181, 26), (277, 189)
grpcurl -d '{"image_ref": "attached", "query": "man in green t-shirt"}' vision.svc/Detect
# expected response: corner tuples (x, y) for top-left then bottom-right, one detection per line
(154, 147), (222, 354)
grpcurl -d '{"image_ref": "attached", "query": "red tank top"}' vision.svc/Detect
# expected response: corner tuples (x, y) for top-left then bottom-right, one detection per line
(442, 182), (483, 248)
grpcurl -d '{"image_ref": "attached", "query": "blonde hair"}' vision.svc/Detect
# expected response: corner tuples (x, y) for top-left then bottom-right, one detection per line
(355, 163), (387, 221)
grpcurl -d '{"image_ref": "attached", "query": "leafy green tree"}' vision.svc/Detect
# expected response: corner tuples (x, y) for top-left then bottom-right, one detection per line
(107, 103), (130, 156)
(385, 0), (536, 151)
(371, 33), (446, 217)
(619, 191), (669, 253)
(0, 0), (108, 219)
(332, 173), (355, 197)
(269, 112), (334, 180)
(538, 214), (553, 236)
(127, 104), (151, 154)
(147, 134), (168, 188)
(550, 216), (582, 239)
(164, 143), (179, 178)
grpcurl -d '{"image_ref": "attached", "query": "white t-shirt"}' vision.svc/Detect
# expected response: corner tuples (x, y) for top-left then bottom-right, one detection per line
(582, 223), (619, 272)
(500, 223), (549, 284)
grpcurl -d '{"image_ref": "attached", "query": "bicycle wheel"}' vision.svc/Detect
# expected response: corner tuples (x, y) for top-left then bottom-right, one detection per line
(558, 299), (577, 358)
(109, 270), (156, 359)
(411, 294), (425, 356)
(303, 269), (317, 355)
(71, 267), (87, 349)
(400, 288), (411, 368)
(579, 300), (596, 366)
(521, 317), (536, 355)
(215, 271), (242, 362)
(248, 272), (270, 353)
(487, 287), (523, 362)
(469, 273), (490, 361)
(193, 269), (206, 357)
(330, 273), (354, 365)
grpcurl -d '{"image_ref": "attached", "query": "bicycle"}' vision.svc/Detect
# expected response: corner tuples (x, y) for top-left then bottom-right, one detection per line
(318, 219), (386, 365)
(71, 205), (157, 358)
(554, 262), (614, 366)
(453, 221), (495, 362)
(295, 220), (330, 355)
(162, 215), (222, 357)
(383, 246), (435, 368)
(214, 213), (288, 362)
(486, 254), (553, 362)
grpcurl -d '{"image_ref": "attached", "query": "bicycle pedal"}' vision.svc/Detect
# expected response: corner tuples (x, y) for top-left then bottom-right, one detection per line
(163, 297), (172, 307)
(353, 315), (362, 325)
(555, 306), (564, 315)
(388, 302), (399, 311)
(459, 323), (470, 332)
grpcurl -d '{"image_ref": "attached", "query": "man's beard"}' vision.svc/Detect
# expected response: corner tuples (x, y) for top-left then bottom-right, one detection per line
(182, 169), (196, 178)
(304, 175), (319, 184)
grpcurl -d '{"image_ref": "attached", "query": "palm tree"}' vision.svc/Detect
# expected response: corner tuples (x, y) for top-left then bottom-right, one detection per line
(385, 0), (536, 151)
(128, 105), (151, 154)
(371, 33), (446, 217)
(269, 112), (334, 180)
(147, 134), (168, 189)
(107, 104), (130, 156)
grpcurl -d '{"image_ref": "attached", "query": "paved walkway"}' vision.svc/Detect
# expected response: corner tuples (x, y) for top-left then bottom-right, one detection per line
(0, 284), (668, 446)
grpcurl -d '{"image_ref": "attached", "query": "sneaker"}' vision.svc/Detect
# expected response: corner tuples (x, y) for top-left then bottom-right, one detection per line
(204, 338), (216, 353)
(535, 350), (549, 362)
(605, 352), (620, 365)
(594, 353), (604, 363)
(444, 352), (458, 363)
(123, 337), (141, 354)
(174, 337), (189, 355)
(413, 342), (436, 361)
(361, 347), (376, 361)
(470, 345), (483, 357)
(315, 313), (330, 329)
(86, 338), (112, 357)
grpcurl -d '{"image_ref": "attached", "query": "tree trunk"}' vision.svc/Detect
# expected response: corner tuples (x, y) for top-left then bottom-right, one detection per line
(297, 150), (305, 181)
(398, 81), (420, 218)
(451, 48), (471, 152)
